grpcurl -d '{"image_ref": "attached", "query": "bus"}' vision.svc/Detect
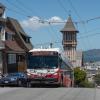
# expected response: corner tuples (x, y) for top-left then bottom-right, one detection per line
(27, 48), (73, 87)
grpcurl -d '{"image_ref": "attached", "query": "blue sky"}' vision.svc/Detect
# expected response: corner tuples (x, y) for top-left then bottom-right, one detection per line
(1, 0), (100, 51)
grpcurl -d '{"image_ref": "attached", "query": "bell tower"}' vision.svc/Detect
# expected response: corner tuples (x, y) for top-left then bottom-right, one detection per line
(60, 16), (78, 66)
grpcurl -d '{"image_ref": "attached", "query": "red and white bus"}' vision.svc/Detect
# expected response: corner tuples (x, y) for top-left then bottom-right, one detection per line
(27, 48), (73, 87)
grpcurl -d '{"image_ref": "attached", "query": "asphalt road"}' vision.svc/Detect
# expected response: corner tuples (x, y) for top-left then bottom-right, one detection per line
(0, 87), (99, 100)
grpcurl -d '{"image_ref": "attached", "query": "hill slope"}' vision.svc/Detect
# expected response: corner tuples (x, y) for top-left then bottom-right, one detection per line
(83, 49), (100, 62)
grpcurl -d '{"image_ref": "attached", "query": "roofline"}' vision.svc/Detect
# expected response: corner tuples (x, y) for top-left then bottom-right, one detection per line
(29, 48), (61, 53)
(60, 30), (79, 33)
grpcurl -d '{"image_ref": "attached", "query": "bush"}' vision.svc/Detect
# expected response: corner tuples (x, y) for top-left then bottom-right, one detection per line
(79, 81), (95, 88)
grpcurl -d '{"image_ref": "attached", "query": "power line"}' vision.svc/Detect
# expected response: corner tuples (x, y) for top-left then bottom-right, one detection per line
(67, 0), (83, 21)
(67, 0), (87, 34)
(6, 7), (30, 18)
(5, 0), (48, 23)
(6, 0), (31, 15)
(15, 0), (40, 17)
(49, 24), (61, 39)
(78, 33), (100, 39)
(87, 16), (100, 23)
(57, 0), (69, 15)
(33, 32), (100, 46)
(15, 0), (46, 23)
(4, 0), (100, 25)
(5, 0), (42, 21)
(3, 0), (100, 25)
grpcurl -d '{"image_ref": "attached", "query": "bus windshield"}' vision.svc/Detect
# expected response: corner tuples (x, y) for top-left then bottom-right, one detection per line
(28, 55), (58, 69)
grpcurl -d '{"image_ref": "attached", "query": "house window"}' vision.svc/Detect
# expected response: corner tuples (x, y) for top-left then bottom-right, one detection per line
(0, 26), (2, 32)
(8, 54), (16, 64)
(21, 33), (30, 43)
(0, 25), (5, 41)
(25, 38), (30, 43)
(5, 32), (14, 40)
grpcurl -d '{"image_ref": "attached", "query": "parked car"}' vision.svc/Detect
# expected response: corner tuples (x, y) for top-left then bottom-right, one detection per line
(0, 72), (28, 87)
(0, 72), (3, 79)
(97, 85), (100, 88)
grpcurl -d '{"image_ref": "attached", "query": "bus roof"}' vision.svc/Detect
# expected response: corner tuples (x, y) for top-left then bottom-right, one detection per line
(29, 48), (61, 53)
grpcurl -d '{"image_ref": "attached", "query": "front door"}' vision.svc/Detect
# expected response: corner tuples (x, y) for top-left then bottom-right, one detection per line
(18, 55), (27, 72)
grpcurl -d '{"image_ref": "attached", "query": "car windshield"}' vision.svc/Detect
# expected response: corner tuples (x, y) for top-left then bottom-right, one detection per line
(28, 55), (58, 69)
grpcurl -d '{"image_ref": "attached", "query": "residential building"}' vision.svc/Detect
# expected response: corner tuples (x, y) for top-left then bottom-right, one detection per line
(0, 3), (33, 74)
(84, 62), (100, 82)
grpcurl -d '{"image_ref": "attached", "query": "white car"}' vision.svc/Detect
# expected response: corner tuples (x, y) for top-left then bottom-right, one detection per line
(97, 85), (100, 88)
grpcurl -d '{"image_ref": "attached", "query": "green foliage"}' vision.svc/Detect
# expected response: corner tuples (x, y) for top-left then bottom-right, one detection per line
(74, 67), (86, 87)
(94, 74), (100, 85)
(79, 80), (95, 88)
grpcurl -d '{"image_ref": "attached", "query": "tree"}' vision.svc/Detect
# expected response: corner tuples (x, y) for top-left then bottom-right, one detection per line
(94, 74), (100, 85)
(74, 67), (86, 87)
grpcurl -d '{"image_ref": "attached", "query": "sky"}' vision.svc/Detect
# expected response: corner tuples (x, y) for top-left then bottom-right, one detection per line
(1, 0), (100, 51)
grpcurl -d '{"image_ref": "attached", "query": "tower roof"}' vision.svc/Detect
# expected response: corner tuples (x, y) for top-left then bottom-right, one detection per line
(60, 16), (78, 32)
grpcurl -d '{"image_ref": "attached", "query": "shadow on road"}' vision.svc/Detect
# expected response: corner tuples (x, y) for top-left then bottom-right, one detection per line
(30, 83), (60, 88)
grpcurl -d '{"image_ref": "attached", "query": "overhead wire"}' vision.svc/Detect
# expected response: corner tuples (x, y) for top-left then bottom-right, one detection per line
(2, 0), (100, 24)
(5, 0), (31, 16)
(4, 0), (62, 49)
(67, 0), (83, 22)
(15, 0), (50, 23)
(5, 0), (45, 22)
(49, 24), (61, 42)
(87, 16), (100, 23)
(15, 0), (40, 17)
(4, 0), (100, 25)
(3, 0), (30, 18)
(57, 0), (69, 15)
(57, 0), (88, 50)
(3, 0), (100, 50)
(67, 0), (91, 50)
(6, 7), (30, 18)
(33, 32), (100, 46)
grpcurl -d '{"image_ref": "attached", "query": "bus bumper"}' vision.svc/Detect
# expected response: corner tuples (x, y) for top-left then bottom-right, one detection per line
(29, 77), (58, 84)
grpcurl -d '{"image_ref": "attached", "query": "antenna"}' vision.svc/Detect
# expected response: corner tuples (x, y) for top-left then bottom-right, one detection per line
(50, 43), (53, 48)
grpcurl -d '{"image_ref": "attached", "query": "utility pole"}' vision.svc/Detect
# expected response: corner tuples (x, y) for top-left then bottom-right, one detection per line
(72, 69), (74, 87)
(50, 43), (53, 48)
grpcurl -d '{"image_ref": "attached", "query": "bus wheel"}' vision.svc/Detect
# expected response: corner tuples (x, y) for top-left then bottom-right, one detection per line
(27, 82), (31, 88)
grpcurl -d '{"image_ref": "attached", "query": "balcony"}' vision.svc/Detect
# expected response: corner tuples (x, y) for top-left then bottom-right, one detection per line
(62, 40), (77, 45)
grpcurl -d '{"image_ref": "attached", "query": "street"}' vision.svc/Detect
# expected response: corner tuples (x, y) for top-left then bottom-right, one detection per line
(0, 87), (99, 100)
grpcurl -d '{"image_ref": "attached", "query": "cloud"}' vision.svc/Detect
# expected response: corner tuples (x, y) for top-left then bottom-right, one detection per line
(48, 16), (64, 24)
(20, 16), (64, 31)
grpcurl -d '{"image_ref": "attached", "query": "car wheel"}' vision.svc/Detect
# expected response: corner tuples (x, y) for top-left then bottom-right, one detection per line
(18, 80), (22, 87)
